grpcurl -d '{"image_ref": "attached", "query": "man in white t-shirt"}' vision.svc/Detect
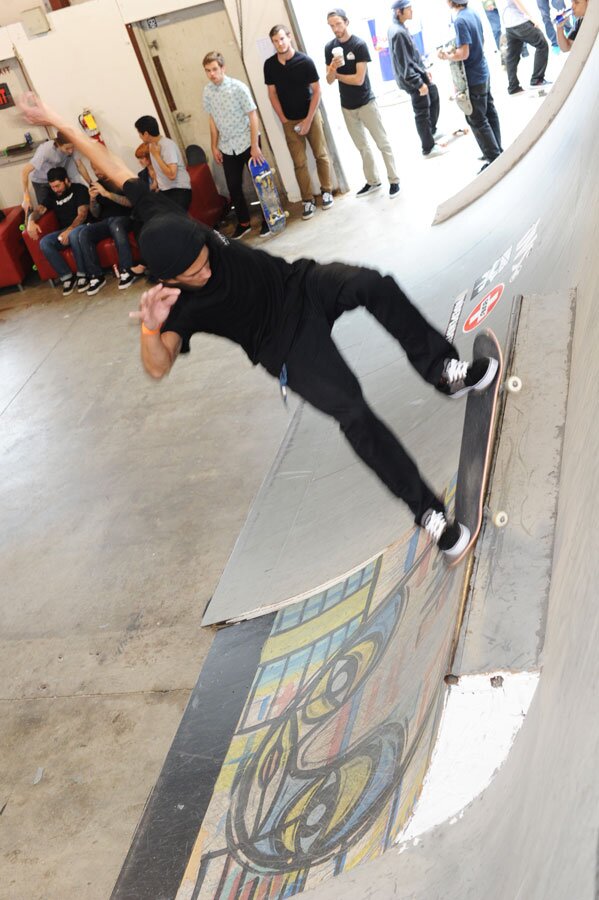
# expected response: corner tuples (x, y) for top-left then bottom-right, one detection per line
(134, 115), (192, 210)
(496, 0), (549, 93)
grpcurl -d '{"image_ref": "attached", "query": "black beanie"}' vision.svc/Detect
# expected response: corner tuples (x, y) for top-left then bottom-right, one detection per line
(139, 214), (208, 280)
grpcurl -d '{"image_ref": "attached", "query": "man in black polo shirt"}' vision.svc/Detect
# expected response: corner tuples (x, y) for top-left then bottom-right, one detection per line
(26, 165), (90, 296)
(20, 93), (500, 560)
(325, 8), (400, 199)
(265, 24), (334, 221)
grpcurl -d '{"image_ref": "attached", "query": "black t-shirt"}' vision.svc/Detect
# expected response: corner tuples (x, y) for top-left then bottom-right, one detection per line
(45, 182), (90, 228)
(92, 179), (133, 221)
(325, 34), (375, 110)
(263, 51), (320, 120)
(123, 178), (314, 372)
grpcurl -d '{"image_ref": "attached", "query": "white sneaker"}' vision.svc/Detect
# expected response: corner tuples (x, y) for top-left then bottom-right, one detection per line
(423, 143), (448, 159)
(421, 509), (470, 559)
(322, 191), (334, 210)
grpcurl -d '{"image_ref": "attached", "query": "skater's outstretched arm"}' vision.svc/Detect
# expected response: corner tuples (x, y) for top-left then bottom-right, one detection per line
(18, 93), (135, 190)
(129, 283), (183, 379)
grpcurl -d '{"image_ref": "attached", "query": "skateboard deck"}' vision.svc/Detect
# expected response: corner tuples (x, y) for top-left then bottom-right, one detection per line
(450, 329), (504, 567)
(436, 127), (470, 147)
(443, 41), (473, 116)
(248, 159), (287, 236)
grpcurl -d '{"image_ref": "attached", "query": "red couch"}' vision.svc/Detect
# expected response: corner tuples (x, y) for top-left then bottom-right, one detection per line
(0, 206), (32, 290)
(21, 210), (140, 282)
(187, 162), (226, 226)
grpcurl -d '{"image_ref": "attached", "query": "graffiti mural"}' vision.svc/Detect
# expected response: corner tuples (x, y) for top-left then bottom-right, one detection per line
(176, 491), (461, 899)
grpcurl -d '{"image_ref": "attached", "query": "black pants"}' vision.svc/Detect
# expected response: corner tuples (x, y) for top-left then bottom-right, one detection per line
(505, 22), (549, 91)
(162, 187), (192, 211)
(284, 264), (457, 523)
(222, 145), (257, 225)
(410, 83), (440, 154)
(466, 81), (503, 162)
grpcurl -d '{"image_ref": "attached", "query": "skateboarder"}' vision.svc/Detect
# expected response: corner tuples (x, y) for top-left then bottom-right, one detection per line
(20, 93), (499, 560)
(388, 0), (447, 158)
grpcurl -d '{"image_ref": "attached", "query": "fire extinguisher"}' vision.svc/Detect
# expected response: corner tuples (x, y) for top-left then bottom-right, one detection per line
(78, 109), (105, 145)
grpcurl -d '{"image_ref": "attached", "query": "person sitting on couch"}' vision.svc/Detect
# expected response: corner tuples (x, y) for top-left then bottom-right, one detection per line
(26, 165), (90, 296)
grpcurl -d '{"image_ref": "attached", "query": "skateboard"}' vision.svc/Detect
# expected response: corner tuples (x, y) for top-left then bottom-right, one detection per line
(449, 329), (507, 568)
(248, 159), (287, 236)
(436, 127), (470, 147)
(441, 41), (473, 116)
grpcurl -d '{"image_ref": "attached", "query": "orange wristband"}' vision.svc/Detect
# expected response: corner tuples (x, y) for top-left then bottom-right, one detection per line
(141, 323), (160, 336)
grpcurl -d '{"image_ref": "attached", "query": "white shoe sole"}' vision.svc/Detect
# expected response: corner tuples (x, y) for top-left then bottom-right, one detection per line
(442, 523), (471, 560)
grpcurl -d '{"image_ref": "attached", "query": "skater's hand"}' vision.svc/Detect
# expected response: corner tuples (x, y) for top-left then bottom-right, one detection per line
(212, 145), (223, 165)
(250, 144), (265, 165)
(437, 48), (449, 60)
(18, 91), (65, 129)
(129, 283), (181, 332)
(297, 120), (311, 137)
(418, 83), (429, 96)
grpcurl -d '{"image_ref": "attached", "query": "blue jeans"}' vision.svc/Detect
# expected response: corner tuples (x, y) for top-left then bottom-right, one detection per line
(39, 225), (87, 280)
(537, 0), (565, 46)
(485, 9), (502, 49)
(78, 217), (134, 277)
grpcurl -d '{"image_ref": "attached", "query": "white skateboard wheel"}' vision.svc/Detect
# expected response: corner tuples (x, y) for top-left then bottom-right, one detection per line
(506, 375), (522, 393)
(493, 510), (509, 527)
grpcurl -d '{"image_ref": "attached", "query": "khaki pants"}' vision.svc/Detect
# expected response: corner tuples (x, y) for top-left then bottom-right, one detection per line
(342, 100), (399, 185)
(283, 111), (332, 201)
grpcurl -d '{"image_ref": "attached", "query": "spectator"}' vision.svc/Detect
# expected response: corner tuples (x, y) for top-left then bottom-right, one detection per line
(202, 50), (269, 239)
(388, 1), (446, 158)
(438, 0), (503, 173)
(536, 0), (566, 50)
(76, 165), (137, 295)
(483, 1), (503, 49)
(26, 165), (90, 296)
(134, 115), (192, 210)
(21, 131), (90, 210)
(556, 0), (587, 51)
(265, 24), (334, 220)
(325, 8), (400, 199)
(496, 0), (550, 93)
(135, 144), (158, 191)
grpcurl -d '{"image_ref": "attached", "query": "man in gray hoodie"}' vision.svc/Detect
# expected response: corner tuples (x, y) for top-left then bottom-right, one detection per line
(388, 0), (446, 157)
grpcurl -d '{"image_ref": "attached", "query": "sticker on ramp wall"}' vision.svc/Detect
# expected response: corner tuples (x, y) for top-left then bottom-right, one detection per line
(463, 283), (504, 333)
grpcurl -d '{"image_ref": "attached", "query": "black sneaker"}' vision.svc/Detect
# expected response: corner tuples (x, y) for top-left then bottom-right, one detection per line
(86, 275), (106, 296)
(508, 86), (525, 95)
(76, 275), (90, 293)
(62, 276), (76, 296)
(438, 357), (499, 399)
(259, 221), (271, 238)
(322, 191), (334, 210)
(356, 183), (382, 198)
(389, 182), (400, 199)
(118, 271), (137, 290)
(530, 78), (552, 87)
(231, 223), (252, 240)
(421, 508), (470, 560)
(302, 200), (316, 220)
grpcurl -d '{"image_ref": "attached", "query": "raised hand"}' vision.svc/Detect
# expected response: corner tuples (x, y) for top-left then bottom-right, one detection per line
(129, 283), (181, 331)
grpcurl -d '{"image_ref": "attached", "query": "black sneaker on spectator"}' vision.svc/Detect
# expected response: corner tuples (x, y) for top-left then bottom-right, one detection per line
(322, 191), (334, 210)
(231, 223), (252, 239)
(259, 221), (272, 238)
(62, 276), (76, 296)
(118, 271), (137, 290)
(86, 275), (106, 296)
(389, 183), (400, 199)
(530, 77), (552, 87)
(302, 200), (316, 219)
(356, 183), (382, 198)
(76, 275), (90, 293)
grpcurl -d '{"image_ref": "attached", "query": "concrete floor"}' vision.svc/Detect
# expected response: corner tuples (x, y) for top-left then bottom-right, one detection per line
(0, 54), (562, 900)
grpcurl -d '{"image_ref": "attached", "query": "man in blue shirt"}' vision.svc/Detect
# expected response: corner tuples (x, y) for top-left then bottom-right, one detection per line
(438, 0), (503, 172)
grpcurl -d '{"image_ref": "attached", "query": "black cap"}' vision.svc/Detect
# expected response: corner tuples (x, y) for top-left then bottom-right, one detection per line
(139, 214), (208, 280)
(327, 8), (348, 19)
